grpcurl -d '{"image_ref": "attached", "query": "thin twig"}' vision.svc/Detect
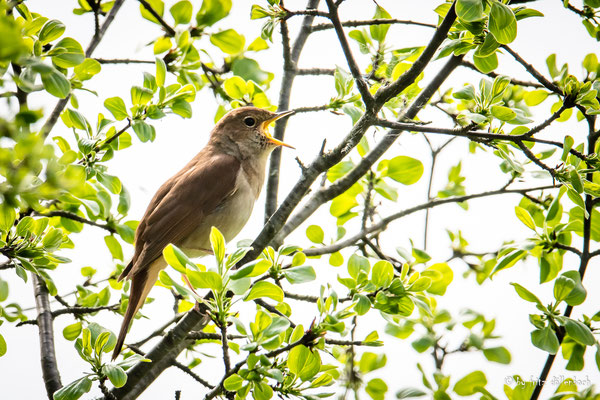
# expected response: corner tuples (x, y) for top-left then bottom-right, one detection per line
(137, 0), (176, 36)
(34, 211), (116, 233)
(304, 185), (556, 256)
(40, 0), (126, 138)
(310, 18), (437, 32)
(325, 0), (374, 110)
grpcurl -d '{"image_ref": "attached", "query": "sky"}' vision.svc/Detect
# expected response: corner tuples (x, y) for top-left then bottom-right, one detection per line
(2, 0), (600, 399)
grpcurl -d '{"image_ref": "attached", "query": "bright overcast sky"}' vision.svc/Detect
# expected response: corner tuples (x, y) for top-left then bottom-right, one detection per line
(3, 1), (600, 398)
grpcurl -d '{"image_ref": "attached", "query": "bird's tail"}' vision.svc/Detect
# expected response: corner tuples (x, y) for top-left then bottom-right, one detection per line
(111, 260), (163, 360)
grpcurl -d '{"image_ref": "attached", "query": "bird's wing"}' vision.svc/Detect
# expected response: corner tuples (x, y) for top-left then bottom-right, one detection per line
(127, 150), (241, 277)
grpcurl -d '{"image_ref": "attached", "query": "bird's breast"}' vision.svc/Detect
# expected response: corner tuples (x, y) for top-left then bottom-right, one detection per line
(178, 169), (258, 255)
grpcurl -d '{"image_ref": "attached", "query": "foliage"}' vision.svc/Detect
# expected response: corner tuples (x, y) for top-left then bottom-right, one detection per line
(1, 1), (600, 400)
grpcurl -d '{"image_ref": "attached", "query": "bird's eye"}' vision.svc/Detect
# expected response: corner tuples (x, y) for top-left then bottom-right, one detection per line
(243, 117), (256, 127)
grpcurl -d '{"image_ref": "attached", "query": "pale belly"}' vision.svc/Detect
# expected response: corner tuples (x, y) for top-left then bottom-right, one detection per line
(178, 172), (257, 257)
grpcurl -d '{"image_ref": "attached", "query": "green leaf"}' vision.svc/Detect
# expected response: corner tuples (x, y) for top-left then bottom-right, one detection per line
(453, 85), (476, 100)
(371, 260), (393, 287)
(210, 226), (225, 264)
(170, 99), (192, 118)
(483, 346), (511, 364)
(51, 37), (85, 68)
(564, 318), (595, 346)
(196, 0), (232, 27)
(515, 206), (536, 230)
(453, 371), (487, 396)
(244, 281), (284, 302)
(385, 156), (424, 185)
(473, 52), (498, 73)
(0, 204), (16, 232)
(0, 334), (6, 357)
(562, 270), (587, 306)
(284, 266), (316, 284)
(41, 69), (70, 98)
(53, 377), (92, 400)
(488, 1), (517, 44)
(43, 228), (64, 251)
(104, 97), (129, 121)
(140, 0), (165, 24)
(511, 283), (542, 305)
(210, 29), (245, 55)
(370, 6), (391, 42)
(492, 249), (526, 275)
(104, 235), (123, 260)
(524, 90), (549, 106)
(348, 254), (370, 280)
(230, 259), (272, 279)
(287, 344), (321, 381)
(39, 20), (65, 44)
(553, 276), (575, 302)
(456, 0), (484, 22)
(170, 0), (193, 24)
(396, 388), (427, 399)
(306, 225), (324, 244)
(132, 120), (155, 142)
(74, 58), (101, 81)
(354, 294), (371, 315)
(163, 244), (196, 273)
(366, 378), (388, 400)
(223, 76), (246, 99)
(131, 86), (153, 105)
(156, 57), (166, 86)
(102, 364), (127, 388)
(491, 105), (517, 121)
(63, 322), (82, 341)
(186, 270), (223, 291)
(423, 263), (453, 296)
(223, 374), (244, 391)
(97, 172), (122, 194)
(531, 327), (559, 354)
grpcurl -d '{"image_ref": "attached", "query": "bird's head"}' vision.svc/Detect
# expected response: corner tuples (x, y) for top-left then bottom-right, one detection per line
(211, 107), (294, 158)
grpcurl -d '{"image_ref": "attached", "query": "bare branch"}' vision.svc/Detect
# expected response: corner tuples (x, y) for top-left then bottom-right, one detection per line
(40, 0), (126, 138)
(324, 0), (375, 110)
(95, 58), (154, 64)
(34, 210), (116, 234)
(459, 60), (544, 88)
(503, 45), (562, 94)
(304, 185), (556, 256)
(137, 0), (176, 37)
(310, 18), (437, 32)
(33, 275), (63, 399)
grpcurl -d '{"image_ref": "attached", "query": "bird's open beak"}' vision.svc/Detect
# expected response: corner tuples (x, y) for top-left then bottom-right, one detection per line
(263, 110), (295, 149)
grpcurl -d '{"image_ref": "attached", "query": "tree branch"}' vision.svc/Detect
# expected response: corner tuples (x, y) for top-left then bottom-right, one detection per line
(503, 45), (562, 94)
(459, 60), (544, 88)
(40, 0), (126, 138)
(324, 0), (374, 111)
(310, 18), (437, 32)
(274, 55), (465, 244)
(264, 0), (321, 221)
(34, 210), (116, 234)
(373, 1), (457, 107)
(304, 185), (556, 256)
(33, 274), (62, 399)
(137, 0), (176, 37)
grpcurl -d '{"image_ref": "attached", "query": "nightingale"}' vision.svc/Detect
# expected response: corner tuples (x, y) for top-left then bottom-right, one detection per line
(112, 107), (294, 360)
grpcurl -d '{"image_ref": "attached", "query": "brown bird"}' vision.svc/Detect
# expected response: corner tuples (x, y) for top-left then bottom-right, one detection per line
(112, 107), (294, 360)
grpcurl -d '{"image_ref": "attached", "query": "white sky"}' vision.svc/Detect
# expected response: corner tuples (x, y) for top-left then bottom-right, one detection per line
(2, 1), (600, 399)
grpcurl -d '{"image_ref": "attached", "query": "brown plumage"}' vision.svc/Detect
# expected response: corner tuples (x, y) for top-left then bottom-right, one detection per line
(112, 107), (294, 360)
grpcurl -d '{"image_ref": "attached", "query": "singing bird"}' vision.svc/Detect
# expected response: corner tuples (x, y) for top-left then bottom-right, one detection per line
(112, 107), (294, 360)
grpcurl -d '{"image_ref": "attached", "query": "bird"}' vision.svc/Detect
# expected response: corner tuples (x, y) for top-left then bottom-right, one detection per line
(111, 106), (294, 360)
